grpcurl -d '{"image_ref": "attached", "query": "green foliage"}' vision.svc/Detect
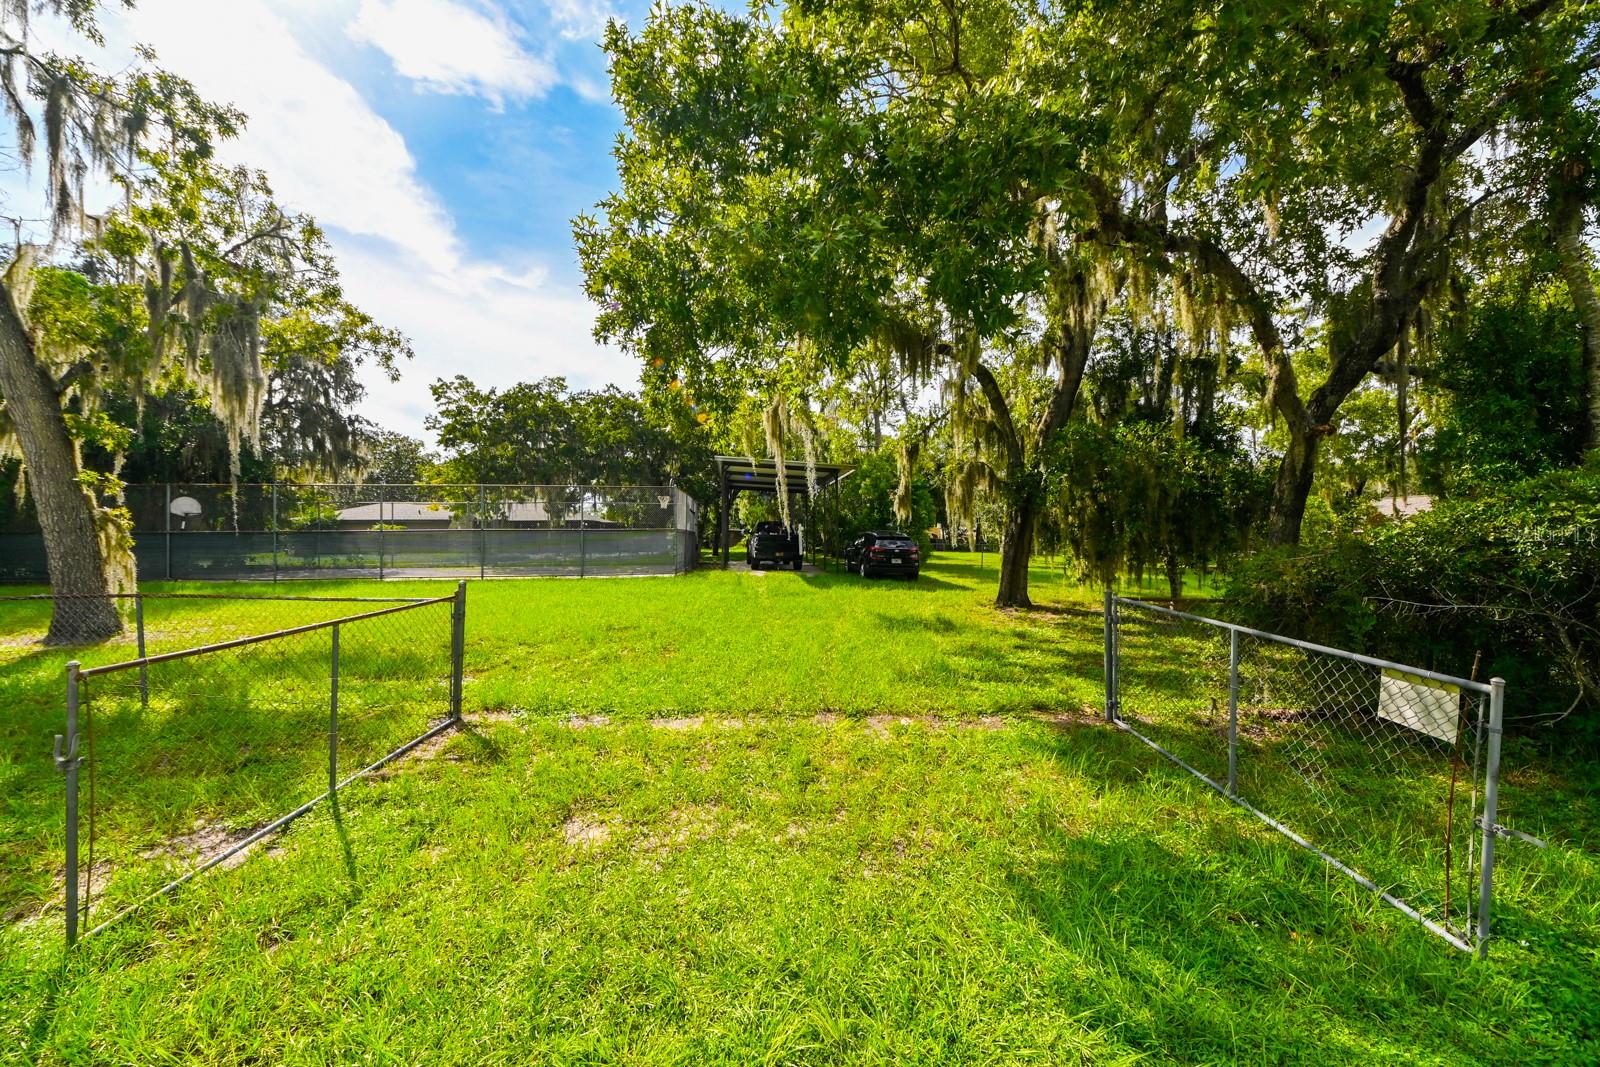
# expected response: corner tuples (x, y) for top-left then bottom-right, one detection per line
(1420, 276), (1586, 495)
(812, 448), (937, 554)
(1228, 465), (1600, 743)
(1050, 419), (1268, 593)
(362, 430), (436, 486)
(732, 490), (780, 531)
(18, 164), (410, 485)
(427, 375), (714, 493)
(98, 383), (275, 485)
(1318, 386), (1406, 503)
(283, 500), (339, 532)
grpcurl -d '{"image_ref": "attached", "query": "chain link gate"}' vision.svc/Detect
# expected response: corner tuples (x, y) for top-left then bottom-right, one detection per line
(1104, 592), (1506, 957)
(53, 585), (467, 948)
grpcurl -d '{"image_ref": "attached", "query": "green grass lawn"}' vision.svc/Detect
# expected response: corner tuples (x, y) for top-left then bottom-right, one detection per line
(1, 555), (1597, 1064)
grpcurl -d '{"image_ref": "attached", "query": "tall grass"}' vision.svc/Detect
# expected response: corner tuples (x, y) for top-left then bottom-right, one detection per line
(0, 556), (1594, 1064)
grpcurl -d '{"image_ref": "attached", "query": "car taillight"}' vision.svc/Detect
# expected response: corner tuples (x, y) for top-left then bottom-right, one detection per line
(869, 546), (886, 556)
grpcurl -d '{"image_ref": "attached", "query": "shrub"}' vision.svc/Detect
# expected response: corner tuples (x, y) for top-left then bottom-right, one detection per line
(1227, 465), (1600, 743)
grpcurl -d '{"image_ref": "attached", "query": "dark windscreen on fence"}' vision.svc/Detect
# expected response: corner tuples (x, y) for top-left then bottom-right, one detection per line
(0, 484), (701, 582)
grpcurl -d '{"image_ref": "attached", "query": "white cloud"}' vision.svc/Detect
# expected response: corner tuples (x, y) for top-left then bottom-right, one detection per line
(348, 0), (557, 104)
(121, 0), (460, 267)
(348, 245), (637, 434)
(89, 0), (634, 440)
(545, 0), (619, 41)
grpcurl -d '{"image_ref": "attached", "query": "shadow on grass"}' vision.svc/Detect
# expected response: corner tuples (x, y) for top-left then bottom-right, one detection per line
(871, 612), (958, 634)
(20, 962), (65, 1067)
(1013, 719), (1464, 1057)
(1488, 902), (1600, 1044)
(1014, 715), (1600, 1059)
(940, 629), (1106, 693)
(798, 570), (965, 592)
(327, 791), (359, 884)
(451, 720), (508, 764)
(1003, 828), (1366, 1061)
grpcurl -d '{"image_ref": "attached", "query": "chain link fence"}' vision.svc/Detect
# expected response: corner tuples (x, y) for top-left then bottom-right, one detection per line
(1104, 593), (1506, 956)
(31, 588), (465, 947)
(0, 484), (701, 583)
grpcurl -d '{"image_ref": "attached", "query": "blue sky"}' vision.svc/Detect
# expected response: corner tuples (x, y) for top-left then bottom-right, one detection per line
(87, 0), (654, 440)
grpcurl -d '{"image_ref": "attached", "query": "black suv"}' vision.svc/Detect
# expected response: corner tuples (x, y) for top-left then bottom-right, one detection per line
(844, 530), (920, 579)
(747, 521), (802, 570)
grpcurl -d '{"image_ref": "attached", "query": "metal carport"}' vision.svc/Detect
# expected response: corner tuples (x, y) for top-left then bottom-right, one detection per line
(712, 456), (854, 567)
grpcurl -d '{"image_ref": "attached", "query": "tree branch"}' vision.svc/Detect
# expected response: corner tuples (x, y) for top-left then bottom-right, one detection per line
(54, 358), (94, 396)
(969, 358), (1022, 465)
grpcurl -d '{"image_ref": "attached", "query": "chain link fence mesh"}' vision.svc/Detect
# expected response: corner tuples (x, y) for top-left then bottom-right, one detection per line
(1108, 595), (1502, 954)
(0, 592), (461, 944)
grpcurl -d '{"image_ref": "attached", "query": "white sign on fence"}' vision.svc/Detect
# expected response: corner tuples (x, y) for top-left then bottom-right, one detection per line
(1378, 668), (1461, 744)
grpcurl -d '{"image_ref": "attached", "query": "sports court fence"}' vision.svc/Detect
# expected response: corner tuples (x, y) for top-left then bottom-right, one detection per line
(43, 587), (465, 947)
(1104, 593), (1509, 957)
(0, 483), (700, 582)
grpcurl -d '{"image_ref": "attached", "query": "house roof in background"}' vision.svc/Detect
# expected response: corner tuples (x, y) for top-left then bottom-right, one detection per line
(1372, 494), (1435, 519)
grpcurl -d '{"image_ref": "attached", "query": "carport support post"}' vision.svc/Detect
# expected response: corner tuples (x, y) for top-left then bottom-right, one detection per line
(718, 481), (731, 567)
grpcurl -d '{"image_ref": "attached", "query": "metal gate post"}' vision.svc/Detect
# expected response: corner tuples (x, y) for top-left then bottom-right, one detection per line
(1475, 677), (1507, 958)
(478, 485), (487, 580)
(450, 580), (466, 721)
(135, 593), (149, 709)
(329, 625), (340, 792)
(1226, 628), (1240, 796)
(57, 662), (82, 947)
(1102, 589), (1117, 722)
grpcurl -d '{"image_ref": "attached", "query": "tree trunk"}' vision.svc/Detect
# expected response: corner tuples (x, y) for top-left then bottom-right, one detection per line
(1164, 551), (1182, 600)
(994, 493), (1038, 609)
(1553, 202), (1600, 454)
(1266, 419), (1318, 546)
(0, 282), (122, 643)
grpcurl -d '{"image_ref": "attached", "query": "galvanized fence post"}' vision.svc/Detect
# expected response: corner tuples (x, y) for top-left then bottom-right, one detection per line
(378, 488), (386, 581)
(478, 485), (487, 581)
(1102, 589), (1117, 722)
(1476, 677), (1507, 959)
(135, 592), (149, 709)
(450, 580), (466, 721)
(1226, 628), (1240, 796)
(271, 482), (279, 584)
(164, 483), (173, 581)
(57, 661), (82, 948)
(329, 624), (340, 793)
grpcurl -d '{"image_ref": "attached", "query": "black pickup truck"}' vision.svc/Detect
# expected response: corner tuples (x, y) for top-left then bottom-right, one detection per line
(747, 521), (802, 570)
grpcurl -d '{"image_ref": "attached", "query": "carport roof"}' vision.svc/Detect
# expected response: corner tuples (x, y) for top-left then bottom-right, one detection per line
(714, 455), (854, 497)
